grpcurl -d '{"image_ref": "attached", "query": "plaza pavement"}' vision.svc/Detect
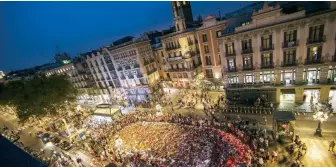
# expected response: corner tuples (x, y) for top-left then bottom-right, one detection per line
(158, 87), (336, 167)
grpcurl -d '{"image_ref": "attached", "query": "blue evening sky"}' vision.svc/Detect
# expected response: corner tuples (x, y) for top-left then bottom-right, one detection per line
(0, 1), (251, 71)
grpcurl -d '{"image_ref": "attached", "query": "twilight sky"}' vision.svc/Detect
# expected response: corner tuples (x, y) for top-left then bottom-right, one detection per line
(0, 1), (251, 72)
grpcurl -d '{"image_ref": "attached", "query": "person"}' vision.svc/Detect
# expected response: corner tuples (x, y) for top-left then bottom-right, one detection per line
(328, 140), (335, 152)
(301, 143), (307, 154)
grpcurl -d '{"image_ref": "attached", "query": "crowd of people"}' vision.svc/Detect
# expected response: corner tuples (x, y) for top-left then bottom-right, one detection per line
(69, 106), (277, 167)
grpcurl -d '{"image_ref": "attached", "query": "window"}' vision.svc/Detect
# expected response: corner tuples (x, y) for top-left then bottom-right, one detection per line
(241, 39), (252, 50)
(216, 31), (222, 37)
(244, 73), (255, 83)
(225, 43), (234, 55)
(218, 54), (221, 65)
(204, 45), (209, 53)
(284, 30), (297, 42)
(284, 50), (296, 64)
(228, 59), (236, 70)
(262, 53), (272, 66)
(161, 51), (164, 57)
(205, 56), (211, 66)
(262, 35), (272, 49)
(243, 57), (252, 67)
(309, 25), (324, 41)
(307, 46), (322, 61)
(205, 69), (213, 78)
(202, 34), (208, 42)
(260, 71), (274, 82)
(229, 75), (239, 84)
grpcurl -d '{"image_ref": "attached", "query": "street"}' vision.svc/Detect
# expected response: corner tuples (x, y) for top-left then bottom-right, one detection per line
(0, 112), (92, 167)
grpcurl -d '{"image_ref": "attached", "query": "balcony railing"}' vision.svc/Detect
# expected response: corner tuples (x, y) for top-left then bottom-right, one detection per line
(133, 64), (140, 68)
(188, 41), (194, 46)
(260, 44), (274, 52)
(242, 65), (254, 71)
(282, 40), (298, 48)
(117, 67), (123, 71)
(144, 60), (150, 66)
(241, 48), (253, 54)
(147, 68), (157, 75)
(128, 75), (134, 79)
(225, 51), (236, 57)
(205, 74), (214, 78)
(167, 66), (199, 72)
(307, 35), (326, 44)
(227, 67), (237, 72)
(261, 63), (274, 69)
(281, 61), (297, 67)
(165, 45), (181, 51)
(125, 66), (131, 70)
(304, 59), (323, 65)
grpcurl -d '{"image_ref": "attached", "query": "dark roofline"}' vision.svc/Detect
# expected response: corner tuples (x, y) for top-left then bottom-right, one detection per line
(219, 8), (336, 38)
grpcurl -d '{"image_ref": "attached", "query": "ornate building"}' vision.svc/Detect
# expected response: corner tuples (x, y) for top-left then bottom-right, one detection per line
(218, 2), (336, 104)
(160, 1), (202, 88)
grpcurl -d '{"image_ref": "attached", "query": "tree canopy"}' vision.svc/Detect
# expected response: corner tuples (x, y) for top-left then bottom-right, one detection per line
(0, 74), (78, 121)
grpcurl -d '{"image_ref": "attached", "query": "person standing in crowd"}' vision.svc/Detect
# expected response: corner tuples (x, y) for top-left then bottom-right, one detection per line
(328, 140), (335, 152)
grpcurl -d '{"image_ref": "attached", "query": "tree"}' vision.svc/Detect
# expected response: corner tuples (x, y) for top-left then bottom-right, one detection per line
(0, 73), (78, 121)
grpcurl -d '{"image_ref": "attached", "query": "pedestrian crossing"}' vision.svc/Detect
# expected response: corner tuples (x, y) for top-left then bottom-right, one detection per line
(300, 138), (336, 167)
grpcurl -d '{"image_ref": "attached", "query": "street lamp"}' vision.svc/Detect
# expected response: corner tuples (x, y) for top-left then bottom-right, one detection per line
(313, 109), (329, 137)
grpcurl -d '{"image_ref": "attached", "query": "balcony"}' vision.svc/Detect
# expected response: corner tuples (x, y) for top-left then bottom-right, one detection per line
(133, 64), (140, 68)
(125, 66), (131, 70)
(241, 48), (253, 55)
(227, 67), (237, 73)
(144, 60), (150, 66)
(307, 35), (326, 44)
(128, 75), (134, 79)
(225, 51), (236, 57)
(261, 63), (274, 69)
(260, 44), (274, 52)
(242, 65), (254, 71)
(304, 59), (323, 65)
(282, 40), (298, 48)
(188, 41), (194, 46)
(147, 68), (157, 75)
(165, 45), (181, 51)
(281, 61), (297, 67)
(167, 56), (182, 62)
(167, 65), (200, 72)
(150, 58), (155, 63)
(117, 67), (123, 71)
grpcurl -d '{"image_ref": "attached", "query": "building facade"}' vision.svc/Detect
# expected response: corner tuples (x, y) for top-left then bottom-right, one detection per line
(218, 2), (336, 104)
(196, 15), (226, 80)
(160, 1), (202, 88)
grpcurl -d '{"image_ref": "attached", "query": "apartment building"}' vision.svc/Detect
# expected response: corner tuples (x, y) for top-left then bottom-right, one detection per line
(160, 1), (202, 88)
(196, 15), (226, 80)
(218, 2), (336, 104)
(106, 37), (160, 103)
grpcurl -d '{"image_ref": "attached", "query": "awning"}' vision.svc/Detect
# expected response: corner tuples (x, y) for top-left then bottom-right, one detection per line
(274, 111), (296, 121)
(281, 89), (295, 94)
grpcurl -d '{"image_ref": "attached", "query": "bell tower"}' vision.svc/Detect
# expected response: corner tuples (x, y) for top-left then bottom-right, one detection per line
(171, 1), (194, 32)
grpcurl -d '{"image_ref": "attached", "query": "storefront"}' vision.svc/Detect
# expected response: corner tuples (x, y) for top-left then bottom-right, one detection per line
(304, 89), (320, 103)
(226, 88), (276, 104)
(280, 89), (295, 102)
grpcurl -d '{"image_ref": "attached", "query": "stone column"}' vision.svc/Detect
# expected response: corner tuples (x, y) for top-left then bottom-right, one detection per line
(275, 70), (281, 85)
(295, 67), (304, 84)
(319, 86), (331, 103)
(276, 88), (281, 104)
(295, 87), (304, 103)
(238, 72), (244, 84)
(319, 65), (329, 84)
